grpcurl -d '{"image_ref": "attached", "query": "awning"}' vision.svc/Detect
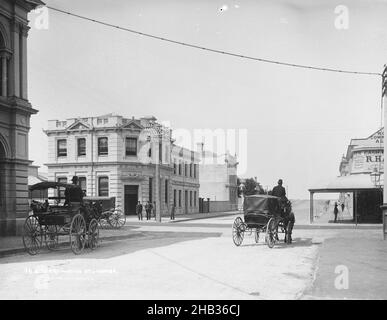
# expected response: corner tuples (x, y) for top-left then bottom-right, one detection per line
(309, 173), (384, 193)
(28, 175), (45, 186)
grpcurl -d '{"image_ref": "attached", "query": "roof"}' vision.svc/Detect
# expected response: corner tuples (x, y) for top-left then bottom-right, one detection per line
(309, 174), (383, 193)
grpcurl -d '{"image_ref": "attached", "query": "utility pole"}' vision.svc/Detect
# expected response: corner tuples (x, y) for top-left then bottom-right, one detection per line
(382, 65), (387, 239)
(155, 134), (162, 223)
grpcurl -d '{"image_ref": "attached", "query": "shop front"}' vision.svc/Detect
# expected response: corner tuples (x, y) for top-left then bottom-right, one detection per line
(309, 128), (384, 224)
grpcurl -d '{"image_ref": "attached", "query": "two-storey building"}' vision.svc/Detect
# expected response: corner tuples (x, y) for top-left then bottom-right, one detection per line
(44, 114), (200, 216)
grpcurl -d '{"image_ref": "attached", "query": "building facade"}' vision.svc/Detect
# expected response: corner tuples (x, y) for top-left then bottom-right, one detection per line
(0, 0), (44, 236)
(197, 142), (238, 211)
(44, 114), (200, 216)
(338, 127), (383, 223)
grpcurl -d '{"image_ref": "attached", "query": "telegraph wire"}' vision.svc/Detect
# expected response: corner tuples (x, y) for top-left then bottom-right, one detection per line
(46, 5), (382, 77)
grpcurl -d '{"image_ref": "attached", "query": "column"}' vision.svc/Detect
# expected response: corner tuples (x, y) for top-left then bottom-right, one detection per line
(309, 192), (314, 223)
(1, 54), (7, 97)
(20, 26), (29, 99)
(10, 21), (20, 97)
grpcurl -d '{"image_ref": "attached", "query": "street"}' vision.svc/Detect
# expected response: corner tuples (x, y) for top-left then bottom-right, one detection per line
(1, 214), (385, 300)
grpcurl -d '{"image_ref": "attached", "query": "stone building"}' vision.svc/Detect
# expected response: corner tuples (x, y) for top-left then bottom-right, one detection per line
(197, 142), (238, 212)
(44, 114), (200, 216)
(0, 0), (44, 236)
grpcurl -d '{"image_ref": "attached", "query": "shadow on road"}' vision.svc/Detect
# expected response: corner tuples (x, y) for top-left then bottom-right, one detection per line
(0, 230), (222, 264)
(239, 237), (314, 249)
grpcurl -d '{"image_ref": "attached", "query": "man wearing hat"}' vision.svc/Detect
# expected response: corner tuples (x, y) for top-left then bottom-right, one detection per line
(64, 176), (84, 205)
(271, 179), (295, 243)
(272, 179), (286, 198)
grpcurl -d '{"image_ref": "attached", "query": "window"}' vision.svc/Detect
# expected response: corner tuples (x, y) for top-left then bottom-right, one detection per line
(178, 190), (182, 207)
(190, 163), (192, 177)
(149, 177), (153, 203)
(57, 177), (67, 198)
(57, 139), (67, 157)
(165, 179), (168, 203)
(148, 147), (152, 158)
(194, 191), (197, 207)
(173, 160), (177, 174)
(194, 164), (197, 178)
(79, 177), (86, 195)
(77, 138), (86, 156)
(178, 162), (182, 175)
(185, 163), (188, 177)
(98, 176), (109, 196)
(173, 189), (176, 207)
(159, 141), (162, 162)
(98, 137), (108, 156)
(190, 191), (192, 207)
(125, 137), (137, 156)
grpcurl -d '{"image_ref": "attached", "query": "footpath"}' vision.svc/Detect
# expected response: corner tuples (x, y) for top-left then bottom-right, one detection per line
(302, 235), (387, 299)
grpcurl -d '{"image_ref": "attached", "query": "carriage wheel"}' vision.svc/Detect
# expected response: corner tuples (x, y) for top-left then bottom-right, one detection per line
(232, 217), (245, 246)
(88, 219), (99, 250)
(265, 218), (276, 249)
(22, 216), (42, 255)
(255, 229), (260, 243)
(69, 213), (86, 255)
(107, 208), (126, 229)
(99, 217), (109, 229)
(45, 225), (59, 250)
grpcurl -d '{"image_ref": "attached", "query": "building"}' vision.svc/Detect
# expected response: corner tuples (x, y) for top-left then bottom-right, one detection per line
(197, 142), (238, 212)
(44, 114), (200, 216)
(28, 164), (47, 199)
(309, 128), (383, 223)
(0, 0), (45, 236)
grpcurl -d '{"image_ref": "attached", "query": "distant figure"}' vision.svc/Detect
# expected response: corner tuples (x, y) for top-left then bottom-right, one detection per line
(64, 176), (84, 205)
(334, 202), (339, 223)
(136, 201), (143, 221)
(341, 202), (345, 212)
(272, 179), (286, 198)
(145, 201), (153, 220)
(170, 205), (175, 220)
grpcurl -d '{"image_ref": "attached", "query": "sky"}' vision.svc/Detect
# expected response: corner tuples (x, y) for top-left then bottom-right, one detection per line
(26, 0), (387, 199)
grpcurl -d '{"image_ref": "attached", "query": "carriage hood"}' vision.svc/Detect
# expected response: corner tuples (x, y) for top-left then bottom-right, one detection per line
(243, 195), (281, 215)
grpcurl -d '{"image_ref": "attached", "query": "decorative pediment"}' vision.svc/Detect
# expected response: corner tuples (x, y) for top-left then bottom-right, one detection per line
(121, 120), (144, 131)
(67, 121), (90, 131)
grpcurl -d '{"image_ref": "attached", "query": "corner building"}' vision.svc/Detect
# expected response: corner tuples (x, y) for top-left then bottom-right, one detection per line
(44, 114), (200, 216)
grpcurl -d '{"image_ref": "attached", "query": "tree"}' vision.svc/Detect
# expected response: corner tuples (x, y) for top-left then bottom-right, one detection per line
(243, 178), (257, 196)
(241, 177), (266, 196)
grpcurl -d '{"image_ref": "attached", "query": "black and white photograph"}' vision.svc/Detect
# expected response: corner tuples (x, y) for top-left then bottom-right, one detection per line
(0, 0), (387, 305)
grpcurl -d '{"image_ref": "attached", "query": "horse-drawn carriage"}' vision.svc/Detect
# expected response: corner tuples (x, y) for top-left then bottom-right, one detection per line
(232, 194), (294, 248)
(83, 196), (126, 229)
(23, 181), (124, 255)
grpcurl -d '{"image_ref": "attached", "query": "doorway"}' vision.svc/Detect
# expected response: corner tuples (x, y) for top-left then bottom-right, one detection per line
(124, 185), (138, 215)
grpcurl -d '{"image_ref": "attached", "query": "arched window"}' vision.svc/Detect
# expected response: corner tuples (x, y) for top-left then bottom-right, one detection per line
(0, 141), (5, 210)
(0, 27), (10, 98)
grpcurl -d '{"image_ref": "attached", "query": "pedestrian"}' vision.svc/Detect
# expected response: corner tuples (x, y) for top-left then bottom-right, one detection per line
(136, 201), (143, 221)
(333, 202), (338, 223)
(145, 201), (150, 220)
(170, 204), (175, 220)
(341, 202), (345, 212)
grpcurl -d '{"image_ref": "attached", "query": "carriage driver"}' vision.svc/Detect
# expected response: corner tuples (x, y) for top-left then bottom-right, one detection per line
(64, 176), (84, 206)
(272, 179), (295, 243)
